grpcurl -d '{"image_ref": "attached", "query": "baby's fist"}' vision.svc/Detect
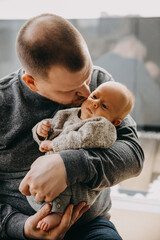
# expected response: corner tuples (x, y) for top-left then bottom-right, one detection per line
(37, 120), (51, 138)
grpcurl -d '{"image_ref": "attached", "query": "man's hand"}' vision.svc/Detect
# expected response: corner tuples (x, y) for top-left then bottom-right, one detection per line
(24, 202), (90, 240)
(37, 120), (51, 138)
(19, 154), (67, 202)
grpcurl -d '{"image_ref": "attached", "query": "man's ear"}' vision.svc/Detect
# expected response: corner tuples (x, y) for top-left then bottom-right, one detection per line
(22, 74), (38, 92)
(112, 119), (122, 126)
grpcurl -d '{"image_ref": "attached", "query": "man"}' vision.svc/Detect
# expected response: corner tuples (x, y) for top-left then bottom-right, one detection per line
(0, 13), (144, 240)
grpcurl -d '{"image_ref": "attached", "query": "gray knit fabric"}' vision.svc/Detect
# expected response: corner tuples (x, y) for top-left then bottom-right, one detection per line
(33, 108), (116, 150)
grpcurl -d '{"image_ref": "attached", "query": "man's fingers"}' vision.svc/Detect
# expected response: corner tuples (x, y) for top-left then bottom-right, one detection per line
(71, 202), (86, 222)
(76, 205), (90, 221)
(29, 203), (51, 227)
(45, 203), (88, 240)
(71, 202), (90, 225)
(34, 192), (45, 202)
(61, 204), (73, 227)
(19, 178), (31, 196)
(49, 204), (74, 239)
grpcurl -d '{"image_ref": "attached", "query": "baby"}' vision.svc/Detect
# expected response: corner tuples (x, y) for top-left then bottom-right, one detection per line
(27, 81), (134, 231)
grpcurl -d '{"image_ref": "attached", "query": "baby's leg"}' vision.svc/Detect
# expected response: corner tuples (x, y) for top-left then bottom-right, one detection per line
(37, 212), (63, 231)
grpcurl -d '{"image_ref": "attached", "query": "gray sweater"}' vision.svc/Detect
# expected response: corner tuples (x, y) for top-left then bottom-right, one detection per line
(28, 108), (116, 212)
(0, 66), (144, 239)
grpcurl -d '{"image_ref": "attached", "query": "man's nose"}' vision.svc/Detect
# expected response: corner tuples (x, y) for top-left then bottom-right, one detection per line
(91, 99), (99, 108)
(76, 83), (90, 98)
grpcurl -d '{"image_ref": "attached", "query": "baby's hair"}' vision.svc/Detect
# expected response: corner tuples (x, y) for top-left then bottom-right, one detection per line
(102, 81), (134, 120)
(114, 82), (134, 119)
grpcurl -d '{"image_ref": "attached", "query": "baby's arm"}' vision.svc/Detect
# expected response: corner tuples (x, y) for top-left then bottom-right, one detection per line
(33, 120), (53, 152)
(32, 119), (52, 146)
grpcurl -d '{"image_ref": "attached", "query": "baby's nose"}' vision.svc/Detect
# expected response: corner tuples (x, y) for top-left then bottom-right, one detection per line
(92, 99), (99, 108)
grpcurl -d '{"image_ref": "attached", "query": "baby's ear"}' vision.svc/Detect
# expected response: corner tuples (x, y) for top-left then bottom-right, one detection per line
(112, 119), (121, 126)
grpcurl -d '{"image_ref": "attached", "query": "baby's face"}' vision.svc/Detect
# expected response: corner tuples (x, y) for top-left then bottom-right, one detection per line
(81, 82), (127, 125)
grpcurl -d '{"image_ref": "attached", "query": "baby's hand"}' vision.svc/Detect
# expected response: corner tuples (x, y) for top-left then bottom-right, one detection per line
(40, 140), (53, 152)
(37, 120), (51, 138)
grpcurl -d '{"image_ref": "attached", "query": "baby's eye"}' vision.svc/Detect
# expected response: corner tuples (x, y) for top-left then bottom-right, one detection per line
(93, 95), (97, 99)
(102, 103), (107, 109)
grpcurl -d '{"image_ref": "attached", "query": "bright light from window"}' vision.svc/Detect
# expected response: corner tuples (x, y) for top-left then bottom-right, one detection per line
(0, 0), (159, 19)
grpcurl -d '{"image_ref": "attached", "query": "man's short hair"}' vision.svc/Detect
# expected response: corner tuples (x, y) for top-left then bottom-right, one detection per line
(16, 14), (88, 78)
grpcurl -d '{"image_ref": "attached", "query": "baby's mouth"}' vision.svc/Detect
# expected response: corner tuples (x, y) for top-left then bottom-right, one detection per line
(86, 107), (93, 114)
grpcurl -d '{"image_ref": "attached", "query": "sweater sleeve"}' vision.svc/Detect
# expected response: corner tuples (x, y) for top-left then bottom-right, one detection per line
(0, 203), (28, 240)
(32, 118), (54, 146)
(52, 118), (116, 152)
(60, 115), (144, 190)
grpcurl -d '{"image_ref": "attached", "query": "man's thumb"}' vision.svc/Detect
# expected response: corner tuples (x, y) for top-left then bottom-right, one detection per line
(30, 203), (51, 226)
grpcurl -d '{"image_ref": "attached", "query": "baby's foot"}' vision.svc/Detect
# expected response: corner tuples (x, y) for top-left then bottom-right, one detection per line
(37, 213), (62, 231)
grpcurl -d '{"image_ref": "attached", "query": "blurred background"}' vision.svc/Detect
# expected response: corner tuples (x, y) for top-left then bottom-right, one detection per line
(0, 1), (160, 239)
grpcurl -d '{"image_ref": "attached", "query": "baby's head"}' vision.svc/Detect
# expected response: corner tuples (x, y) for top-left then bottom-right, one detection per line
(81, 81), (134, 126)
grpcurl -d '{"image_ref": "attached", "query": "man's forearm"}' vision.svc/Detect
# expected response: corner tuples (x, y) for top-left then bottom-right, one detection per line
(60, 115), (144, 189)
